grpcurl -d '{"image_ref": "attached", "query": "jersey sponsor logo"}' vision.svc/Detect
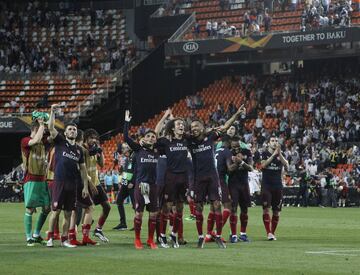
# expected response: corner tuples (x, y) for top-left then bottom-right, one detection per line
(62, 151), (80, 162)
(169, 145), (187, 152)
(192, 144), (212, 154)
(183, 42), (199, 53)
(140, 154), (158, 163)
(266, 163), (281, 170)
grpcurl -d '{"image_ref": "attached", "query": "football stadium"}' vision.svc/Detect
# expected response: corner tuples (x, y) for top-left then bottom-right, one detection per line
(0, 0), (359, 274)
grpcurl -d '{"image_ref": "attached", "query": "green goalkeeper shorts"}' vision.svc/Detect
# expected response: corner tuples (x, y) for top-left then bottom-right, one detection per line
(23, 181), (50, 208)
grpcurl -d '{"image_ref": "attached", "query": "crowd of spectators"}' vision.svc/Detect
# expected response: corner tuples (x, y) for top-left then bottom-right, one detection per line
(185, 94), (204, 109)
(180, 0), (358, 40)
(0, 1), (136, 76)
(0, 169), (23, 202)
(109, 67), (359, 207)
(203, 70), (359, 205)
(301, 0), (353, 31)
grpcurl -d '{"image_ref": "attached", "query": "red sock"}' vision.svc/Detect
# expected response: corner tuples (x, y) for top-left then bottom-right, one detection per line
(263, 214), (271, 234)
(178, 215), (184, 239)
(189, 200), (196, 216)
(47, 231), (54, 240)
(155, 213), (161, 239)
(97, 216), (106, 229)
(148, 216), (156, 242)
(230, 214), (237, 236)
(169, 212), (174, 227)
(54, 219), (60, 235)
(82, 224), (91, 238)
(207, 211), (215, 234)
(68, 228), (76, 240)
(134, 216), (142, 240)
(195, 211), (203, 236)
(173, 212), (182, 234)
(222, 209), (231, 227)
(61, 235), (68, 242)
(240, 213), (248, 233)
(215, 212), (223, 236)
(160, 213), (168, 235)
(271, 215), (279, 234)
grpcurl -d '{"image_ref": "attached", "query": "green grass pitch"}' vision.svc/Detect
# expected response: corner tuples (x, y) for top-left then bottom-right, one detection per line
(0, 203), (359, 275)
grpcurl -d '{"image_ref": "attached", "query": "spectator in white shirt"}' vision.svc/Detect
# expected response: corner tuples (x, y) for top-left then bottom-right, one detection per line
(265, 104), (272, 118)
(206, 21), (212, 37)
(255, 117), (263, 129)
(211, 20), (218, 37)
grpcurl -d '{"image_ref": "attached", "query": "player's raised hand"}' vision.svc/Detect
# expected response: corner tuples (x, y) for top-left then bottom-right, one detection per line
(236, 153), (244, 162)
(273, 146), (280, 156)
(164, 108), (172, 118)
(139, 137), (145, 146)
(51, 103), (61, 111)
(37, 117), (45, 126)
(168, 108), (174, 120)
(236, 104), (246, 116)
(125, 110), (132, 122)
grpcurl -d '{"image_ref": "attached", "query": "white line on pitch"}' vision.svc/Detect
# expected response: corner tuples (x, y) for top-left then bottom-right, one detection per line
(305, 250), (360, 256)
(306, 250), (360, 253)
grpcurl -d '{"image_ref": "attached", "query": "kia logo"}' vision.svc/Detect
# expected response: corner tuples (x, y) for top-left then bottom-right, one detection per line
(183, 42), (199, 53)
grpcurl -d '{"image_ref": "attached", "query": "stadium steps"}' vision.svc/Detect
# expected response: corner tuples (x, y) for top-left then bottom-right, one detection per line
(22, 9), (128, 73)
(0, 77), (114, 119)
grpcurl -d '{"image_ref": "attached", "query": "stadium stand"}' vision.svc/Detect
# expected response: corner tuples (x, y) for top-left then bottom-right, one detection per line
(0, 76), (113, 118)
(0, 1), (136, 119)
(161, 0), (360, 40)
(101, 71), (360, 182)
(1, 1), (358, 202)
(0, 2), (135, 75)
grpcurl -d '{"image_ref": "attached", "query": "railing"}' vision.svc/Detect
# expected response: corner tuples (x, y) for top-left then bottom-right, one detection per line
(178, 24), (360, 42)
(64, 57), (138, 122)
(0, 70), (120, 82)
(0, 112), (32, 117)
(144, 0), (166, 6)
(168, 12), (196, 42)
(63, 78), (112, 122)
(150, 6), (164, 18)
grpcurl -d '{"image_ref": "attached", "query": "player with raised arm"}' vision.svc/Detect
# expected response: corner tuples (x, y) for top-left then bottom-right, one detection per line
(155, 110), (189, 248)
(20, 117), (51, 246)
(188, 105), (246, 249)
(46, 104), (89, 248)
(261, 135), (289, 241)
(124, 110), (159, 250)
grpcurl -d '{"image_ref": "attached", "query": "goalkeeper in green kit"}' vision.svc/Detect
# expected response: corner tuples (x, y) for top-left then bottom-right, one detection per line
(20, 112), (51, 246)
